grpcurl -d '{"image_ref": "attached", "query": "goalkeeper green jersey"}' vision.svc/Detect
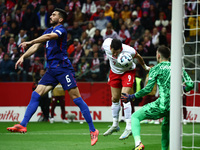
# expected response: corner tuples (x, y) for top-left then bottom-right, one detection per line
(135, 61), (194, 112)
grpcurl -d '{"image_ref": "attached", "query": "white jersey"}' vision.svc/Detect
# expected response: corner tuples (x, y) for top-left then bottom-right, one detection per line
(102, 38), (137, 74)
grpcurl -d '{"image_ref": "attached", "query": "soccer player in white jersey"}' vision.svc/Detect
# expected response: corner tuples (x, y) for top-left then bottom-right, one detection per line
(102, 38), (150, 140)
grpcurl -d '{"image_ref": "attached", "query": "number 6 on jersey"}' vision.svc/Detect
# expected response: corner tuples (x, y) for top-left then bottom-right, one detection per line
(65, 75), (71, 83)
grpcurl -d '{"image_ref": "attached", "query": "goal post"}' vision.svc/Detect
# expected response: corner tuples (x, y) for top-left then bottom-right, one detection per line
(170, 0), (184, 149)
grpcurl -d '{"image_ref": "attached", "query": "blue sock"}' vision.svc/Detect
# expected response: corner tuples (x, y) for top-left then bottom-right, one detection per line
(20, 91), (40, 127)
(73, 97), (95, 132)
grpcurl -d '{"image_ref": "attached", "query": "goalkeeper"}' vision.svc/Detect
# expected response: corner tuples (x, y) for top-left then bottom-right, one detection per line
(121, 45), (194, 150)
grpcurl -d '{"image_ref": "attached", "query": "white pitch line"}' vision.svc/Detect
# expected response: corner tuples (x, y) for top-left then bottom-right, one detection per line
(0, 132), (162, 136)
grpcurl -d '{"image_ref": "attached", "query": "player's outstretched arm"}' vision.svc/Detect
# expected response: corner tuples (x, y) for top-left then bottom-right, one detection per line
(134, 68), (157, 98)
(19, 33), (58, 49)
(16, 33), (58, 69)
(15, 43), (41, 69)
(30, 33), (58, 45)
(135, 53), (151, 71)
(15, 56), (24, 69)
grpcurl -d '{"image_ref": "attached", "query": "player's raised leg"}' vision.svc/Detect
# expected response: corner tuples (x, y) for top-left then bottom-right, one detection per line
(131, 101), (166, 149)
(131, 107), (146, 149)
(103, 87), (121, 136)
(7, 85), (53, 133)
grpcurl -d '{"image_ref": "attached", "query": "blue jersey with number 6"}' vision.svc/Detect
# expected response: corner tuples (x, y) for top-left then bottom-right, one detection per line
(39, 25), (77, 90)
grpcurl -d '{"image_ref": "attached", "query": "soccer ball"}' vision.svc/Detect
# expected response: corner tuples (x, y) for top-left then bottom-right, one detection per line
(66, 113), (76, 122)
(117, 53), (133, 68)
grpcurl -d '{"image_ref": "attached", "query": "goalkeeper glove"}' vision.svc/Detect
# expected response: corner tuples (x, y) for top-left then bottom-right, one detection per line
(121, 93), (135, 103)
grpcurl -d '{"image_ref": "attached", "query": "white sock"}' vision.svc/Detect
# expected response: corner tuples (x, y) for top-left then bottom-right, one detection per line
(111, 102), (121, 127)
(112, 118), (118, 127)
(135, 136), (141, 146)
(123, 102), (132, 129)
(123, 102), (132, 119)
(125, 119), (131, 130)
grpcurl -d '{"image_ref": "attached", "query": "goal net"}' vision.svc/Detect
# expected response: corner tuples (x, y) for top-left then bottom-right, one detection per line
(170, 0), (200, 149)
(182, 0), (200, 149)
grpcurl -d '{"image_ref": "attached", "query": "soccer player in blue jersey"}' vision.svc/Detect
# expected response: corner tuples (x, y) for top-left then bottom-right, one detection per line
(7, 8), (99, 146)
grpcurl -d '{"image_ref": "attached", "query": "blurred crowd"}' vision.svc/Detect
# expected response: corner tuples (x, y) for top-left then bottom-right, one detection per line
(0, 0), (197, 82)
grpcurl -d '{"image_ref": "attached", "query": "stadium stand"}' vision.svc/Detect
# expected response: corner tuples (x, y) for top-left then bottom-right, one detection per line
(0, 0), (175, 83)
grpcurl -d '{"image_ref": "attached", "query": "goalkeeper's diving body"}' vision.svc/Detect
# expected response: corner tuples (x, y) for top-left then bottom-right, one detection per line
(121, 45), (194, 150)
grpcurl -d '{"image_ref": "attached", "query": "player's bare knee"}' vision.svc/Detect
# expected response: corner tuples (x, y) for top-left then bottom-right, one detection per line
(69, 91), (81, 100)
(35, 85), (52, 96)
(112, 97), (120, 103)
(70, 94), (80, 100)
(34, 88), (43, 96)
(68, 87), (81, 99)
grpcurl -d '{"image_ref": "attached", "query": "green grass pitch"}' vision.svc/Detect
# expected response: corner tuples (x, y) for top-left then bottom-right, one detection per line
(0, 122), (199, 150)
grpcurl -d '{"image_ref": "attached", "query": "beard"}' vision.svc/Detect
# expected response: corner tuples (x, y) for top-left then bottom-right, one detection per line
(50, 19), (59, 26)
(50, 22), (57, 26)
(50, 20), (58, 26)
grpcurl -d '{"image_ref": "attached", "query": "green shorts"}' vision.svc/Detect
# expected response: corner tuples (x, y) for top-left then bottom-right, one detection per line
(133, 98), (169, 125)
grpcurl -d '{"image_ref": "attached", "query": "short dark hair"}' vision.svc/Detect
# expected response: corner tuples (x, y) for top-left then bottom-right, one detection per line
(54, 8), (67, 23)
(157, 45), (170, 59)
(111, 39), (122, 51)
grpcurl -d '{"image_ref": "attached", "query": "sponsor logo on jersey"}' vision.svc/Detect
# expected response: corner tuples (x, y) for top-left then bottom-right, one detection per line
(67, 83), (72, 87)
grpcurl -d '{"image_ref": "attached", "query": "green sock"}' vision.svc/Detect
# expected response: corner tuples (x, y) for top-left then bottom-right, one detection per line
(131, 108), (146, 147)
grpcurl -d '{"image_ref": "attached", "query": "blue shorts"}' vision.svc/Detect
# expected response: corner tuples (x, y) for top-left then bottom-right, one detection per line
(39, 67), (77, 91)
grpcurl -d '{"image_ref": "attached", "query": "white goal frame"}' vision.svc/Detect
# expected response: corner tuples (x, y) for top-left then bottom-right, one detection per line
(170, 0), (184, 150)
